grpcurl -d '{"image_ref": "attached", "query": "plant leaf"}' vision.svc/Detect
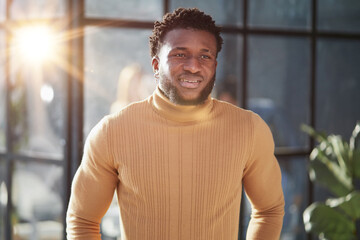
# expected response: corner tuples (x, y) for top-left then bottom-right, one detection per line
(350, 122), (360, 179)
(328, 135), (351, 177)
(321, 232), (357, 240)
(301, 124), (328, 143)
(326, 191), (360, 219)
(354, 150), (360, 179)
(349, 122), (360, 152)
(303, 202), (356, 239)
(309, 148), (353, 196)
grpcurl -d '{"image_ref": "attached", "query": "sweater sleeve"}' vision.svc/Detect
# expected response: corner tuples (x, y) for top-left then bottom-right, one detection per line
(243, 113), (285, 240)
(66, 117), (119, 240)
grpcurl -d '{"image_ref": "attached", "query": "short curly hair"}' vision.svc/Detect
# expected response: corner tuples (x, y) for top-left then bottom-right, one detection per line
(149, 8), (223, 58)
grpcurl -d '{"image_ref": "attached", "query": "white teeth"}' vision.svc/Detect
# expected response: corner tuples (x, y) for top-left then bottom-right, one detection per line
(180, 79), (199, 83)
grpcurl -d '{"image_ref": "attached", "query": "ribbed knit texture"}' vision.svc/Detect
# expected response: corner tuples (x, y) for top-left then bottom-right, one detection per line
(66, 88), (284, 240)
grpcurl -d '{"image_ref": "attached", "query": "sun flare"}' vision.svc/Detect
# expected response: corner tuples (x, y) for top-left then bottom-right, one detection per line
(10, 22), (85, 80)
(14, 25), (56, 63)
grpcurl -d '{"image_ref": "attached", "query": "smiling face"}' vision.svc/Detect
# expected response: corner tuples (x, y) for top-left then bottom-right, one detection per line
(152, 28), (218, 105)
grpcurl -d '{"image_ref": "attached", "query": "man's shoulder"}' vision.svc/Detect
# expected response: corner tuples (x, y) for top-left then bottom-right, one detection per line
(212, 99), (269, 131)
(212, 98), (256, 119)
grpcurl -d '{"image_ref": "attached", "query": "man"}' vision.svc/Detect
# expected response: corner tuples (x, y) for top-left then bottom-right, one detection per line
(66, 7), (284, 240)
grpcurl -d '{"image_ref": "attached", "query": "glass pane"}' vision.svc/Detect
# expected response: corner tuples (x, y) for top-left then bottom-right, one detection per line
(101, 194), (121, 239)
(9, 0), (66, 20)
(279, 157), (308, 239)
(248, 36), (311, 149)
(248, 0), (311, 30)
(85, 0), (163, 21)
(214, 33), (243, 106)
(0, 31), (5, 152)
(9, 25), (67, 158)
(170, 0), (243, 26)
(0, 0), (5, 21)
(84, 27), (156, 137)
(318, 0), (360, 33)
(12, 161), (63, 240)
(242, 157), (308, 239)
(314, 39), (360, 211)
(316, 39), (360, 139)
(0, 160), (6, 240)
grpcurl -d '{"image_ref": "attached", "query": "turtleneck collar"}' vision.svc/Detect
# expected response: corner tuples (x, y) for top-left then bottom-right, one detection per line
(150, 87), (213, 123)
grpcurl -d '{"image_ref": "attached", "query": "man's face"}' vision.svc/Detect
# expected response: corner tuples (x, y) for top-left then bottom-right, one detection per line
(152, 28), (218, 105)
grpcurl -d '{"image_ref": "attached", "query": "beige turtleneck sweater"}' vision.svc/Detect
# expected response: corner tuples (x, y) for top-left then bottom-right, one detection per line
(66, 88), (284, 240)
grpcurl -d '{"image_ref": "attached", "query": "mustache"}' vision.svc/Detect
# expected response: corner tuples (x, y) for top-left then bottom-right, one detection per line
(178, 72), (204, 80)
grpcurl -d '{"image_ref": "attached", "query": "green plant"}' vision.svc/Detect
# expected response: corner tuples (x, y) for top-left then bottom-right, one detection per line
(302, 123), (360, 240)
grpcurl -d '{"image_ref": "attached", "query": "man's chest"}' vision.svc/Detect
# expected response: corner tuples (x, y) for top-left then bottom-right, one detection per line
(114, 124), (251, 205)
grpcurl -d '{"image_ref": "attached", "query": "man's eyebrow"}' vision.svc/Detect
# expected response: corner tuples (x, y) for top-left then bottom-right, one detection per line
(200, 48), (216, 55)
(173, 47), (187, 51)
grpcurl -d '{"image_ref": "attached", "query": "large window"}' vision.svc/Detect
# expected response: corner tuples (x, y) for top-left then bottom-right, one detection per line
(0, 31), (5, 152)
(1, 1), (68, 240)
(1, 1), (359, 240)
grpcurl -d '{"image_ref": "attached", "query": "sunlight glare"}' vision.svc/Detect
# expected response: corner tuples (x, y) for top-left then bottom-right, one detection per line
(15, 25), (56, 62)
(40, 84), (54, 103)
(0, 181), (7, 206)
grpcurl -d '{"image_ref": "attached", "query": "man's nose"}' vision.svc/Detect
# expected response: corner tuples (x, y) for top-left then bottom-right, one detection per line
(183, 57), (201, 73)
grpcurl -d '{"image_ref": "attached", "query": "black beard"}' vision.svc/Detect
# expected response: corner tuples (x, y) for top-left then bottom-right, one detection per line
(159, 73), (216, 106)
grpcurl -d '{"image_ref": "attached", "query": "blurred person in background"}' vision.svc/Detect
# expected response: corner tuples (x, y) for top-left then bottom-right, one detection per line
(67, 7), (284, 240)
(110, 63), (152, 114)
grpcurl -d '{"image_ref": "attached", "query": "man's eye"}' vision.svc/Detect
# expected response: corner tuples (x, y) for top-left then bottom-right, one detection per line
(175, 53), (185, 57)
(201, 55), (211, 59)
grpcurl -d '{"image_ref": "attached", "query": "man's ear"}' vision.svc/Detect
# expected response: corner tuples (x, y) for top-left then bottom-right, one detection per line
(152, 56), (159, 73)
